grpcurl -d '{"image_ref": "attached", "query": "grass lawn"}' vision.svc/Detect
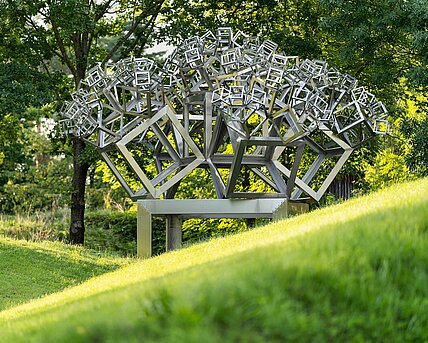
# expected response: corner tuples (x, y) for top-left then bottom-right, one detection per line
(0, 238), (127, 310)
(1, 178), (427, 342)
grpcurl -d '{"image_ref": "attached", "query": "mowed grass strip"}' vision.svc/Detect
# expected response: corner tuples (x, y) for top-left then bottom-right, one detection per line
(1, 178), (428, 342)
(0, 238), (127, 310)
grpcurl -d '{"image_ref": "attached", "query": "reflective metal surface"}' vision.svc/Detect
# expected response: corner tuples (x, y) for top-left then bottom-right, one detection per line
(60, 27), (388, 202)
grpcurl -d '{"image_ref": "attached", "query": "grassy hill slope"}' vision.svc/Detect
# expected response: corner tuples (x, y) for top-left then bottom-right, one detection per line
(1, 179), (428, 342)
(0, 238), (126, 310)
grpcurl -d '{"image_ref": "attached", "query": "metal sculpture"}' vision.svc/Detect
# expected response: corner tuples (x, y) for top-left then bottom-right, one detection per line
(60, 27), (388, 202)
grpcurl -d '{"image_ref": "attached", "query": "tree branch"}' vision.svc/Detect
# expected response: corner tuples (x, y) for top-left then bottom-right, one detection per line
(101, 0), (165, 65)
(94, 0), (116, 22)
(51, 20), (77, 78)
(21, 13), (73, 76)
(134, 14), (159, 56)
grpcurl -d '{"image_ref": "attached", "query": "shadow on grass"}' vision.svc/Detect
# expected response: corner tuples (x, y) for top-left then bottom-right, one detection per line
(0, 240), (121, 310)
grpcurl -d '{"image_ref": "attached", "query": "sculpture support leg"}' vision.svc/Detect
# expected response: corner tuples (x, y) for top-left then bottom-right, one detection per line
(166, 215), (182, 251)
(137, 203), (152, 258)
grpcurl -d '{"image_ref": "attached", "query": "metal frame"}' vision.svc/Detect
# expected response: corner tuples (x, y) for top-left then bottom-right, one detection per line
(137, 199), (309, 257)
(60, 27), (388, 203)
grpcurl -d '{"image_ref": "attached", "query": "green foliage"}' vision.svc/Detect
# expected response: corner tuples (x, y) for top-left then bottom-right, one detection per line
(1, 178), (428, 341)
(0, 115), (20, 144)
(0, 237), (125, 310)
(161, 0), (324, 59)
(319, 0), (428, 107)
(175, 168), (216, 199)
(1, 181), (65, 215)
(317, 0), (428, 193)
(0, 210), (69, 243)
(0, 208), (258, 257)
(0, 62), (64, 194)
(0, 63), (56, 115)
(402, 117), (428, 176)
(0, 115), (24, 185)
(0, 0), (166, 84)
(313, 192), (344, 211)
(0, 209), (162, 257)
(84, 211), (165, 256)
(0, 158), (73, 214)
(182, 218), (249, 242)
(0, 0), (423, 231)
(0, 0), (169, 244)
(317, 0), (427, 194)
(84, 187), (131, 212)
(363, 149), (414, 191)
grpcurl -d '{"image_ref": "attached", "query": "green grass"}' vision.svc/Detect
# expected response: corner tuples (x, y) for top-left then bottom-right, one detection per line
(1, 178), (428, 342)
(0, 238), (127, 310)
(0, 210), (68, 242)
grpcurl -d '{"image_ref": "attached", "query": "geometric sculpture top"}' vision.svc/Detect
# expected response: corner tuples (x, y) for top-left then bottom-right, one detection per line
(60, 27), (388, 202)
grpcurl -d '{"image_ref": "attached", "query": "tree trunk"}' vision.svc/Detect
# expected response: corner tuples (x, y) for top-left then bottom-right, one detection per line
(70, 136), (89, 244)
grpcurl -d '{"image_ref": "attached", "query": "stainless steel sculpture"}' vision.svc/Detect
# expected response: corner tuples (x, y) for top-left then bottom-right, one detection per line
(60, 27), (388, 202)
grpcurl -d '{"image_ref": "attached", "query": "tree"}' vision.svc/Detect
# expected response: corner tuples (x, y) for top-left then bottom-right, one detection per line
(160, 0), (324, 59)
(0, 0), (166, 244)
(1, 0), (422, 241)
(319, 0), (428, 189)
(319, 0), (428, 108)
(401, 93), (428, 176)
(0, 62), (58, 192)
